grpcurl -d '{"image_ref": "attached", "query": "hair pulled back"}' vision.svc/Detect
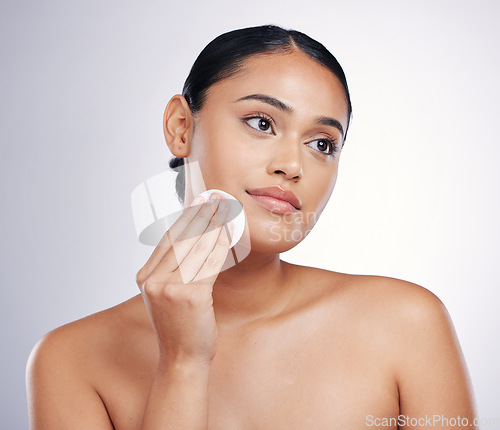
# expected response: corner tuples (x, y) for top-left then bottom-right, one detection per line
(169, 24), (352, 204)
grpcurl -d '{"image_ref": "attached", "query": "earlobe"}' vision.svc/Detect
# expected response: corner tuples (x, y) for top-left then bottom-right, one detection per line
(163, 94), (193, 158)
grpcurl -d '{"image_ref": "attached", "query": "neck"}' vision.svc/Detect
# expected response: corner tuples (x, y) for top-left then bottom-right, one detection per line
(212, 251), (295, 327)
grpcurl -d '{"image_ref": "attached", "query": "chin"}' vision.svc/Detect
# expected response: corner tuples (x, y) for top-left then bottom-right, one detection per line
(231, 204), (313, 256)
(245, 230), (305, 254)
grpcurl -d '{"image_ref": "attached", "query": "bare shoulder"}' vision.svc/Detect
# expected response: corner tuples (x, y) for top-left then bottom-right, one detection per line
(302, 264), (448, 321)
(26, 295), (153, 429)
(338, 271), (458, 344)
(290, 263), (458, 354)
(341, 272), (448, 318)
(28, 295), (148, 372)
(303, 266), (475, 415)
(289, 262), (447, 322)
(320, 269), (476, 416)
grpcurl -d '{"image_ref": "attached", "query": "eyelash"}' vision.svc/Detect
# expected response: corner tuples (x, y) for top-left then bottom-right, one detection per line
(242, 112), (275, 133)
(241, 113), (339, 157)
(309, 138), (338, 157)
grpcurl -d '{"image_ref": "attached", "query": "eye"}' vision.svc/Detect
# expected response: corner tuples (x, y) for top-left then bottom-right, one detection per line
(243, 115), (274, 134)
(306, 138), (338, 156)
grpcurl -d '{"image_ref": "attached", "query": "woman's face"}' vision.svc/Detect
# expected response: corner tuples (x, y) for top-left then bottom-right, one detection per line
(186, 50), (349, 254)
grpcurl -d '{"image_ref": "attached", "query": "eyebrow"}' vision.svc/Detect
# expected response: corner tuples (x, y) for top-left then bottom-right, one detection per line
(234, 93), (345, 137)
(235, 94), (292, 113)
(316, 116), (345, 138)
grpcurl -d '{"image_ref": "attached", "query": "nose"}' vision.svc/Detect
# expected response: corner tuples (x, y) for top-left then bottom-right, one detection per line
(266, 140), (303, 181)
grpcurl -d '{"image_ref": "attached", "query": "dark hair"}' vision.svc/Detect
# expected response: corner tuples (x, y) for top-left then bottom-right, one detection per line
(169, 24), (352, 204)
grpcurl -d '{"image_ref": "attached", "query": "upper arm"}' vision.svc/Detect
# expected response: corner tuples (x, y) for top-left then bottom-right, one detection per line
(393, 285), (477, 428)
(26, 328), (115, 430)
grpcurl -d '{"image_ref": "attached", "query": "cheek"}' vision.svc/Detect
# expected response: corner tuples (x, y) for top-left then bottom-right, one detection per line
(307, 164), (338, 211)
(319, 169), (338, 210)
(204, 146), (248, 186)
(297, 166), (338, 237)
(191, 128), (253, 191)
(191, 112), (283, 186)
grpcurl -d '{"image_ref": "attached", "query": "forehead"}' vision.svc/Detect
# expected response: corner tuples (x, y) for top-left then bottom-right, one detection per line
(204, 50), (349, 128)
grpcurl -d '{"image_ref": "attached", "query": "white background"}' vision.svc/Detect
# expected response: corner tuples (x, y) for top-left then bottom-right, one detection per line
(1, 0), (499, 428)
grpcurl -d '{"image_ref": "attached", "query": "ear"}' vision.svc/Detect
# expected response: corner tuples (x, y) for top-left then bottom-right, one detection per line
(163, 94), (194, 158)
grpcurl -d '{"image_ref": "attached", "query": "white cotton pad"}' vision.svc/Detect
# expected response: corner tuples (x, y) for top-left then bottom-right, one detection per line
(190, 189), (245, 249)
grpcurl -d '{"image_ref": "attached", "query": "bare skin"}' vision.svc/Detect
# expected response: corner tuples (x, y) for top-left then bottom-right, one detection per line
(26, 268), (476, 429)
(26, 50), (477, 429)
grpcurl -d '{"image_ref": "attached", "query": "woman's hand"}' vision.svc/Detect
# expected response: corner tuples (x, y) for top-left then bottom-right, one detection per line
(136, 193), (232, 367)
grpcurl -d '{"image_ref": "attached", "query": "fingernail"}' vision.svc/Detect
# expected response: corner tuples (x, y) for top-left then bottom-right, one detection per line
(223, 222), (234, 246)
(209, 192), (221, 201)
(189, 195), (204, 207)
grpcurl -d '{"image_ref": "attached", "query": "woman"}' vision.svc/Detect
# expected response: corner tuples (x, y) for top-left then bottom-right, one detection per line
(26, 25), (477, 429)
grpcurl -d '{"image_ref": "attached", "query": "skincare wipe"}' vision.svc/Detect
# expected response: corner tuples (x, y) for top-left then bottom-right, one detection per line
(190, 189), (245, 249)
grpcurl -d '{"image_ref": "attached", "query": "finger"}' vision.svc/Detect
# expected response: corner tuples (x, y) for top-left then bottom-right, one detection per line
(147, 198), (229, 285)
(157, 195), (208, 247)
(136, 197), (211, 287)
(191, 220), (232, 283)
(169, 198), (224, 271)
(173, 199), (231, 284)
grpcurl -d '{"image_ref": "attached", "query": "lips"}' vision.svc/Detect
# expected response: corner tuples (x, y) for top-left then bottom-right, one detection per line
(246, 186), (301, 214)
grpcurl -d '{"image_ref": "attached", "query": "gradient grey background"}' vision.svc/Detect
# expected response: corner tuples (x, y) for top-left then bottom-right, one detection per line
(1, 0), (499, 428)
